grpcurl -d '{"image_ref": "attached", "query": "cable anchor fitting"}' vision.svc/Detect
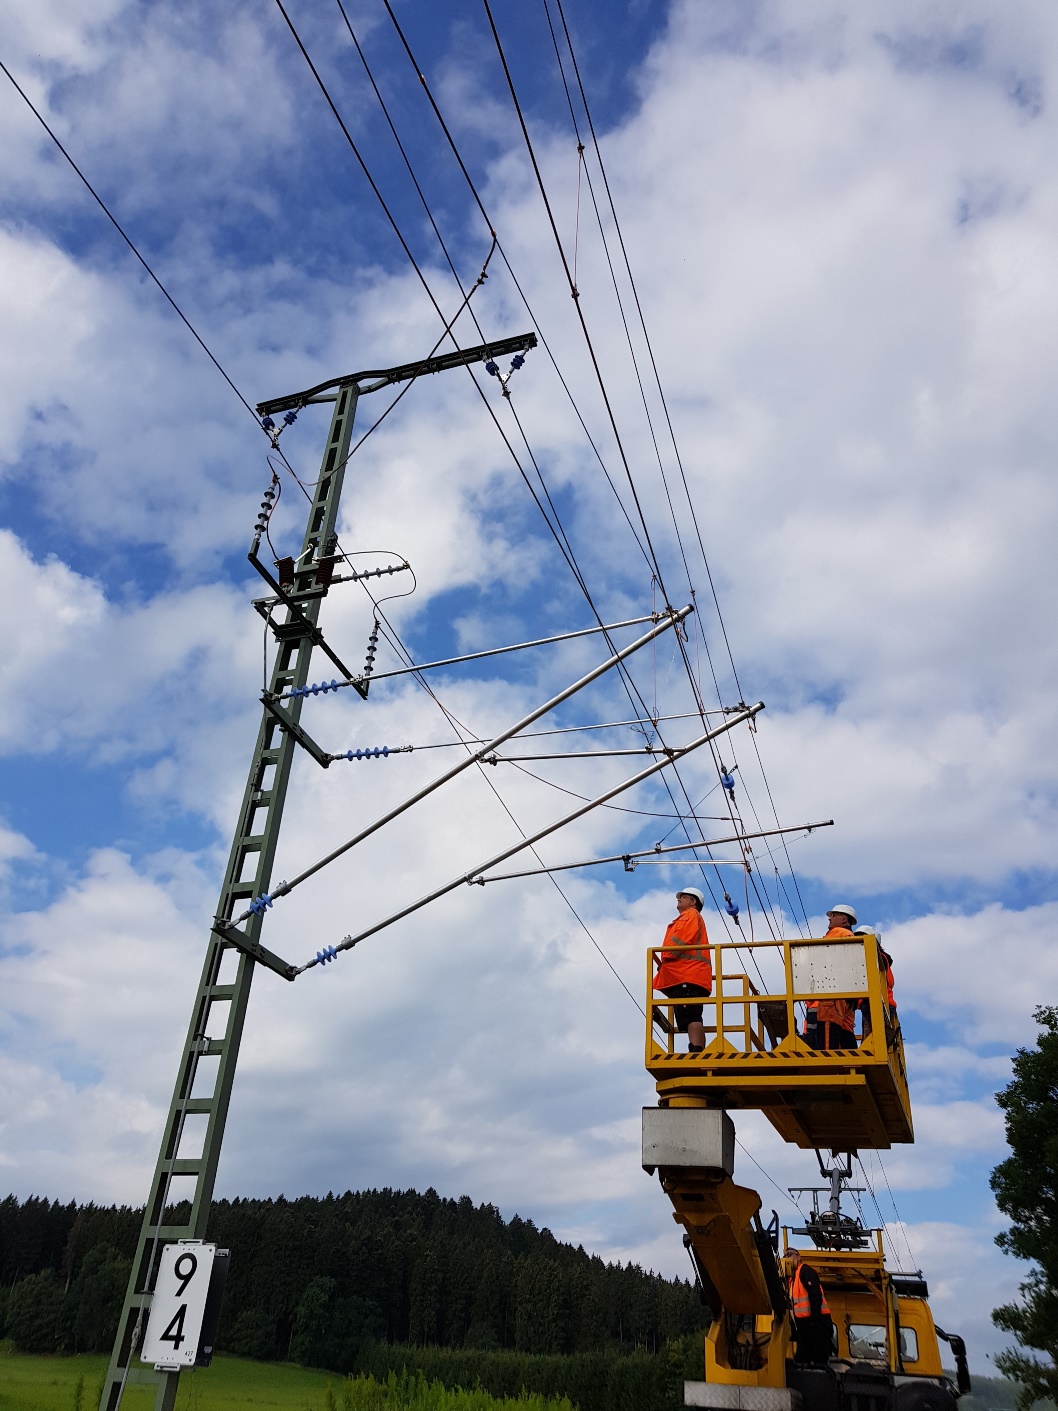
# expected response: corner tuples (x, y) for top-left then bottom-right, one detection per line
(484, 350), (529, 397)
(261, 408), (298, 448)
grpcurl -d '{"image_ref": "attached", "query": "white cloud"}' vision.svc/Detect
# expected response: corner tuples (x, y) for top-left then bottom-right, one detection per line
(3, 0), (1058, 1375)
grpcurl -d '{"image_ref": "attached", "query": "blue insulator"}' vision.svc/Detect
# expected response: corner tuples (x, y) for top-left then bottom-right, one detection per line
(261, 416), (275, 431)
(725, 897), (740, 919)
(511, 353), (525, 369)
(283, 409), (298, 426)
(485, 360), (499, 376)
(249, 893), (273, 916)
(721, 771), (736, 795)
(315, 944), (338, 966)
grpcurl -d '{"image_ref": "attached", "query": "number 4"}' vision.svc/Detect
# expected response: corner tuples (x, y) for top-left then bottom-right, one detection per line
(159, 1305), (187, 1350)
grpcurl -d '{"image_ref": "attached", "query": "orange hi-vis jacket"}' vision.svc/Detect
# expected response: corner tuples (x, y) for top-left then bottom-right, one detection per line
(881, 955), (896, 1009)
(806, 924), (856, 1032)
(790, 1264), (830, 1319)
(654, 909), (712, 992)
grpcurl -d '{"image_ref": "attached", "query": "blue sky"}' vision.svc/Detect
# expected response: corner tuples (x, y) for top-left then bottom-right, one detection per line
(3, 0), (1058, 1374)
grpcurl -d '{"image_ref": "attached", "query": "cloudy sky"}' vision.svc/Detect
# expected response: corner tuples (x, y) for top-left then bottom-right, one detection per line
(2, 0), (1055, 1374)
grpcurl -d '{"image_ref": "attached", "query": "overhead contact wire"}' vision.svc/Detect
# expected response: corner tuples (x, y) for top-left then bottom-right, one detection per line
(548, 0), (810, 931)
(482, 0), (671, 604)
(0, 58), (259, 426)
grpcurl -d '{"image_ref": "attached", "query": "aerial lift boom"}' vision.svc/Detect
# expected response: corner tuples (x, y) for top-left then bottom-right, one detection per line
(642, 929), (970, 1411)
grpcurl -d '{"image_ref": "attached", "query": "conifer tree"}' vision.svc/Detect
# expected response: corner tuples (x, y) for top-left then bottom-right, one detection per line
(990, 1005), (1058, 1408)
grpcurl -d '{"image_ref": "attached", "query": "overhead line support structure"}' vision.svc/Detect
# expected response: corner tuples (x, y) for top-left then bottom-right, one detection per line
(100, 332), (534, 1411)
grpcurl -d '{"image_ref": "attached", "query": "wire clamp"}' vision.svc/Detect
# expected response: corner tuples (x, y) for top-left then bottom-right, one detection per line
(485, 350), (530, 397)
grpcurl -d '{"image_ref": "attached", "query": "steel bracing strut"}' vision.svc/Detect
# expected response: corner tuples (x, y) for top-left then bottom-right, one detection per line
(100, 333), (533, 1411)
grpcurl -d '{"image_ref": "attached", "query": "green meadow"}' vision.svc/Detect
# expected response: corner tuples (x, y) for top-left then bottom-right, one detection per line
(0, 1350), (574, 1411)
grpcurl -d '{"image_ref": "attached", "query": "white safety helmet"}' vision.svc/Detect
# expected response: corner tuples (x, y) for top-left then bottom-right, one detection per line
(677, 886), (705, 908)
(828, 902), (857, 924)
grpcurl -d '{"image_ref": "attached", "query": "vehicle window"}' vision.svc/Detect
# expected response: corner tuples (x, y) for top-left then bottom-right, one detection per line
(899, 1328), (919, 1362)
(849, 1324), (887, 1361)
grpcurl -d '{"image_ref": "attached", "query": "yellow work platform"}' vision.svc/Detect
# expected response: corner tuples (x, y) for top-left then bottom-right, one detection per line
(645, 933), (912, 1149)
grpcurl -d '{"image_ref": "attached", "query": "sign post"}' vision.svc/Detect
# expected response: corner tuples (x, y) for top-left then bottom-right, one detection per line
(141, 1241), (225, 1372)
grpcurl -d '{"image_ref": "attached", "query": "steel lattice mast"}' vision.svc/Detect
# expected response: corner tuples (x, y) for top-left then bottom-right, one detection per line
(100, 334), (534, 1411)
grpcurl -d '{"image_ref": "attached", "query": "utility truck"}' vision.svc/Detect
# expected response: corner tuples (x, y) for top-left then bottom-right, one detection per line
(643, 928), (971, 1411)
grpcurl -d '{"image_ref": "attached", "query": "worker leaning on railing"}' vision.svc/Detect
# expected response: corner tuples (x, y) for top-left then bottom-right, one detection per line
(804, 903), (859, 1050)
(654, 887), (712, 1053)
(854, 925), (899, 1039)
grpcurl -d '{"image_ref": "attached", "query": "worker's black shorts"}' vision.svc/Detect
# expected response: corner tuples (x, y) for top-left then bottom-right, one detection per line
(662, 983), (711, 1032)
(805, 1022), (857, 1051)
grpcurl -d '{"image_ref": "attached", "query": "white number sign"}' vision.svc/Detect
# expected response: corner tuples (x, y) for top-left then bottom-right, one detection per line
(141, 1241), (217, 1370)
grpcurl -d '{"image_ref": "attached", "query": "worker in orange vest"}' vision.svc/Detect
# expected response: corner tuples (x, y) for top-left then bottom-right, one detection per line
(788, 1249), (834, 1365)
(854, 926), (898, 1039)
(879, 944), (897, 1023)
(804, 904), (858, 1050)
(654, 887), (712, 1053)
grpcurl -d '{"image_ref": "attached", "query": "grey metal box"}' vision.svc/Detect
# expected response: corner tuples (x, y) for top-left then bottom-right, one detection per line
(684, 1383), (802, 1411)
(790, 941), (866, 995)
(642, 1107), (735, 1175)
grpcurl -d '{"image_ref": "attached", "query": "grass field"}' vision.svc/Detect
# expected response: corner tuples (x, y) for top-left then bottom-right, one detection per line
(0, 1345), (1035, 1411)
(0, 1346), (344, 1410)
(0, 1348), (576, 1411)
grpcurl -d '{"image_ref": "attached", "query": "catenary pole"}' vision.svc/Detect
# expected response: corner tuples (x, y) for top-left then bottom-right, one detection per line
(99, 334), (532, 1411)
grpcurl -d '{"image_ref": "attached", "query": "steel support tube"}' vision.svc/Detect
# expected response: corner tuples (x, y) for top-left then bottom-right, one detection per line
(296, 701), (763, 973)
(477, 820), (834, 883)
(275, 611), (672, 698)
(231, 605), (693, 924)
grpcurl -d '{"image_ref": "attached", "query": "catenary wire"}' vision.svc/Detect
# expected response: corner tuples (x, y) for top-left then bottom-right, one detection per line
(276, 7), (780, 969)
(0, 58), (260, 427)
(474, 10), (797, 960)
(546, 0), (811, 931)
(269, 23), (806, 1206)
(367, 0), (761, 950)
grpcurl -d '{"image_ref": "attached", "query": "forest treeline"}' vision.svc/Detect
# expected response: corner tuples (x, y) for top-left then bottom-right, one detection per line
(0, 1188), (702, 1373)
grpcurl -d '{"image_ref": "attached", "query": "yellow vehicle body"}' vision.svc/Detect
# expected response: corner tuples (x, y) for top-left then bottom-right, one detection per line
(699, 1237), (944, 1381)
(643, 936), (967, 1411)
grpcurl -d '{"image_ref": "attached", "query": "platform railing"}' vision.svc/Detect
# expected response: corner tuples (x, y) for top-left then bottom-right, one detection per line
(646, 932), (895, 1059)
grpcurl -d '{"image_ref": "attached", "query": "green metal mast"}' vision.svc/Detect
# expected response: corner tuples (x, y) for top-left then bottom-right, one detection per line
(99, 333), (535, 1411)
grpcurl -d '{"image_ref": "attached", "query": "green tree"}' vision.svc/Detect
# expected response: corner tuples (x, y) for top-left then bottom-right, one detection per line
(6, 1269), (63, 1353)
(62, 1243), (131, 1353)
(291, 1275), (342, 1369)
(990, 1004), (1058, 1408)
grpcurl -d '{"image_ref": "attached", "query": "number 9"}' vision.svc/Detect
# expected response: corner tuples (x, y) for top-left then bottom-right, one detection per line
(174, 1251), (198, 1297)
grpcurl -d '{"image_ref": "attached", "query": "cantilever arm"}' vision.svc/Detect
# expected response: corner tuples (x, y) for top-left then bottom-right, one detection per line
(295, 701), (764, 974)
(230, 605), (695, 927)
